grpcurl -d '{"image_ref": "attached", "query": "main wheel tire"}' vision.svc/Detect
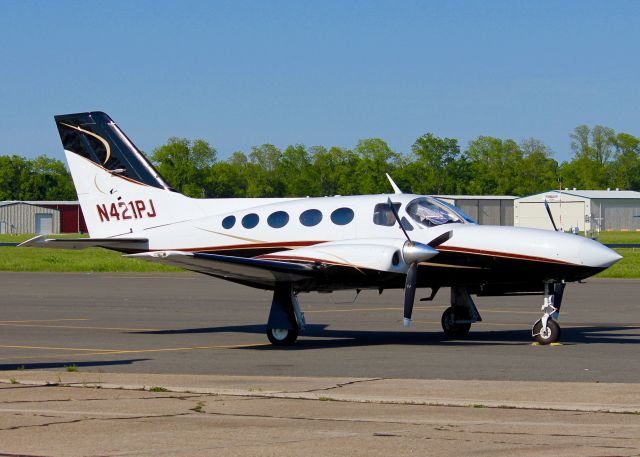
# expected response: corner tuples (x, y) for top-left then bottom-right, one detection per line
(441, 307), (471, 338)
(532, 319), (561, 345)
(266, 327), (299, 346)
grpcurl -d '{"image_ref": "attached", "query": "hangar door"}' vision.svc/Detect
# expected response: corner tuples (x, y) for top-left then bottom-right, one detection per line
(517, 201), (585, 231)
(35, 213), (53, 234)
(479, 200), (501, 225)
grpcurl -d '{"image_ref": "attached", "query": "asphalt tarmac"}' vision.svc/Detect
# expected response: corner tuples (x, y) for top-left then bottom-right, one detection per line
(0, 272), (639, 382)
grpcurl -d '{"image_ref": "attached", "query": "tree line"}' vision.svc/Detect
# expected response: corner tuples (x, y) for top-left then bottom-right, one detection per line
(1, 124), (639, 201)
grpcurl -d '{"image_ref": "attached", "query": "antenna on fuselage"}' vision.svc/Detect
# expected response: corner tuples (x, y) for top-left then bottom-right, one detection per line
(386, 173), (402, 194)
(544, 199), (559, 231)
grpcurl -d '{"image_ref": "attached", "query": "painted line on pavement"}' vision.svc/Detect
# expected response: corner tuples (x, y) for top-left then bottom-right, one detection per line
(0, 342), (270, 362)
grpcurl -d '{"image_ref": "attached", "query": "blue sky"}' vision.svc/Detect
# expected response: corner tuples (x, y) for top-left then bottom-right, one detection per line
(1, 0), (638, 163)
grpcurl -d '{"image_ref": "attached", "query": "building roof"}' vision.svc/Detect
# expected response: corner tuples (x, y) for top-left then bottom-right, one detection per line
(557, 190), (640, 199)
(515, 189), (640, 202)
(0, 200), (79, 207)
(434, 195), (518, 200)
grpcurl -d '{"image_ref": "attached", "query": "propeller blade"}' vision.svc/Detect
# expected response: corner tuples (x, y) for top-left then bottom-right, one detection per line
(427, 230), (453, 248)
(387, 197), (412, 242)
(544, 199), (558, 231)
(403, 262), (418, 327)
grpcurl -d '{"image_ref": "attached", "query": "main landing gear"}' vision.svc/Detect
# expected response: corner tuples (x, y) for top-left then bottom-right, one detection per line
(266, 284), (305, 346)
(440, 287), (482, 338)
(532, 281), (565, 345)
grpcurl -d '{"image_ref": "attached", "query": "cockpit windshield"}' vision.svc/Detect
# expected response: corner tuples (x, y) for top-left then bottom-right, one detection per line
(406, 197), (474, 227)
(435, 199), (477, 224)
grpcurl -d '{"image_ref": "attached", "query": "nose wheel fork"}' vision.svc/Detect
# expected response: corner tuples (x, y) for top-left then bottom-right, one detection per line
(532, 281), (565, 345)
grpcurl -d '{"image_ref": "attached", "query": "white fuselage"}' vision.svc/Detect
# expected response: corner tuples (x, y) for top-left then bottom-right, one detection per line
(66, 149), (620, 280)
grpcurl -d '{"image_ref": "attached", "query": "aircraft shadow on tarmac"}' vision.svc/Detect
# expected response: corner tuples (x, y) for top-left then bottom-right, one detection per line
(130, 324), (640, 349)
(0, 359), (150, 371)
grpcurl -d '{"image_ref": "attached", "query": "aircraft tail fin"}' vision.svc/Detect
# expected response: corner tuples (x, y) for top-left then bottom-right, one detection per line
(54, 111), (201, 238)
(55, 112), (173, 190)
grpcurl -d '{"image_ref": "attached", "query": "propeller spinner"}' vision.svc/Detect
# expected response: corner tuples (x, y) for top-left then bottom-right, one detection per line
(386, 198), (451, 327)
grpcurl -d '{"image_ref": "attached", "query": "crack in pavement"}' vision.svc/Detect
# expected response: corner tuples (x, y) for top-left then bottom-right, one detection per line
(287, 377), (385, 394)
(179, 408), (640, 442)
(0, 412), (192, 432)
(0, 393), (199, 405)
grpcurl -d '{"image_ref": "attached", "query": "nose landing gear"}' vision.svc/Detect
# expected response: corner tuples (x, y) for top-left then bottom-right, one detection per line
(532, 281), (565, 345)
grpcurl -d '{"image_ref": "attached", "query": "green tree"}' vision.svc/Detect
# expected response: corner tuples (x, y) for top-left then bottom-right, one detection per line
(0, 155), (29, 200)
(407, 133), (461, 194)
(354, 138), (400, 194)
(464, 136), (523, 194)
(609, 132), (640, 190)
(276, 144), (318, 196)
(568, 125), (615, 188)
(310, 146), (360, 196)
(151, 137), (217, 197)
(516, 138), (558, 195)
(0, 155), (75, 201)
(25, 155), (76, 200)
(207, 157), (247, 197)
(246, 144), (283, 197)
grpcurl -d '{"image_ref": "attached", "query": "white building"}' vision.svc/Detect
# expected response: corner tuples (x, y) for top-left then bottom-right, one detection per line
(514, 190), (640, 234)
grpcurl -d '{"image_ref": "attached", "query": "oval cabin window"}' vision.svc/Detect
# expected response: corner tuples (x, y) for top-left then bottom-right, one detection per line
(267, 211), (289, 228)
(222, 215), (236, 229)
(299, 209), (322, 227)
(242, 213), (259, 229)
(330, 207), (354, 225)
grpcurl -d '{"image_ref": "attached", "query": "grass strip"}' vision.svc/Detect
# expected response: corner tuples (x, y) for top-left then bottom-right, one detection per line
(0, 247), (181, 272)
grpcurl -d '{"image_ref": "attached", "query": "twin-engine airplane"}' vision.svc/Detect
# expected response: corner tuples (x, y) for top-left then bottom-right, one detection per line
(22, 112), (622, 345)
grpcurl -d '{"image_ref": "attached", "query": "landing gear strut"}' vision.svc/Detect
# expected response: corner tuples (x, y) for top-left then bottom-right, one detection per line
(441, 287), (482, 338)
(266, 284), (305, 346)
(532, 281), (565, 345)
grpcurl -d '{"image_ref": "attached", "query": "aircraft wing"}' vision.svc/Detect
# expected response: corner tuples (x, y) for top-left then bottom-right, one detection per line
(18, 235), (149, 252)
(129, 237), (441, 289)
(127, 251), (317, 287)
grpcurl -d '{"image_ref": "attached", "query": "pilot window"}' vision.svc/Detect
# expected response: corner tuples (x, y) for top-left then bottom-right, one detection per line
(267, 211), (289, 228)
(222, 215), (236, 229)
(373, 202), (401, 226)
(242, 213), (259, 229)
(299, 209), (322, 227)
(330, 207), (354, 225)
(406, 197), (463, 227)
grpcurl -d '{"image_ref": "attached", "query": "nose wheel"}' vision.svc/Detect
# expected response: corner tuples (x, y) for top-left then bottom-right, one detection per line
(531, 281), (565, 345)
(532, 318), (561, 344)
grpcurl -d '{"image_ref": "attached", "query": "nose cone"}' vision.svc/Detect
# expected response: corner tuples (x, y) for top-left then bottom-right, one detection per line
(577, 238), (622, 268)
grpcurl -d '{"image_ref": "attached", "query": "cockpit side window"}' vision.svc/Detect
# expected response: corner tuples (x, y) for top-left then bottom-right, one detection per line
(373, 202), (401, 226)
(406, 197), (463, 227)
(436, 199), (477, 224)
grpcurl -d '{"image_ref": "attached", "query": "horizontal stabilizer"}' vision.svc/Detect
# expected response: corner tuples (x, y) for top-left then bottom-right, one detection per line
(18, 235), (148, 252)
(128, 251), (316, 288)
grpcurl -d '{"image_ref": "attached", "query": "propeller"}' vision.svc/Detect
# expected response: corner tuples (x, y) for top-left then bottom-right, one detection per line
(544, 199), (559, 231)
(387, 198), (451, 327)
